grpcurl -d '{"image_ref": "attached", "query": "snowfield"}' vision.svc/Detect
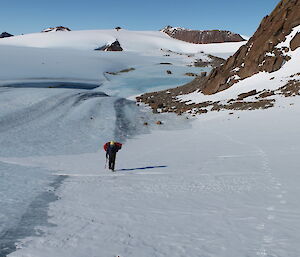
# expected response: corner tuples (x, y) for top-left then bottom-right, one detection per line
(2, 101), (300, 257)
(0, 29), (299, 257)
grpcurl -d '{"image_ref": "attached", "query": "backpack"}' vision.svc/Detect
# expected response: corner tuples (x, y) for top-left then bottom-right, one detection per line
(103, 142), (122, 151)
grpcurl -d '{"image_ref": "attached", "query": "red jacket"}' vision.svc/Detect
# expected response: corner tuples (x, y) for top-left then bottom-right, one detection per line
(103, 142), (122, 151)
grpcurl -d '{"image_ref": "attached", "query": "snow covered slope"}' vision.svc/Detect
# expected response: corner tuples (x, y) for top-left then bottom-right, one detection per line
(2, 97), (300, 257)
(0, 29), (245, 55)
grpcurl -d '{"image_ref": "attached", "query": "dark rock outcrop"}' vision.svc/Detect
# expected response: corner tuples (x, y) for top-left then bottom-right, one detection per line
(0, 32), (13, 38)
(161, 26), (246, 44)
(42, 26), (71, 32)
(97, 40), (123, 51)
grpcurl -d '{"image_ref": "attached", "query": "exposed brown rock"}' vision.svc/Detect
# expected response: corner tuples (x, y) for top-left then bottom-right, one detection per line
(96, 40), (123, 51)
(166, 70), (172, 75)
(161, 26), (245, 44)
(290, 32), (300, 50)
(103, 40), (123, 51)
(278, 79), (300, 96)
(199, 0), (300, 95)
(257, 90), (276, 98)
(237, 90), (258, 100)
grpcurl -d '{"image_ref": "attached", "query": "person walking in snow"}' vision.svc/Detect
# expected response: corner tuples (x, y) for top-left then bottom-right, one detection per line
(103, 141), (122, 171)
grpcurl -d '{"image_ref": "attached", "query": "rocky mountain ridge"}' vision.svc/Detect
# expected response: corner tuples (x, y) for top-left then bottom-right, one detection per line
(161, 26), (245, 44)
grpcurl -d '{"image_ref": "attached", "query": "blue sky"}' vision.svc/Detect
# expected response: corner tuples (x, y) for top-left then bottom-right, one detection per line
(0, 0), (279, 36)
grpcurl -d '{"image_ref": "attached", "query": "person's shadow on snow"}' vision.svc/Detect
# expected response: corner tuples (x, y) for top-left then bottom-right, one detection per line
(115, 165), (167, 172)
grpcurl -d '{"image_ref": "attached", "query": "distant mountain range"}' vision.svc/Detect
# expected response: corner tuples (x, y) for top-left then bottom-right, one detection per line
(161, 26), (246, 44)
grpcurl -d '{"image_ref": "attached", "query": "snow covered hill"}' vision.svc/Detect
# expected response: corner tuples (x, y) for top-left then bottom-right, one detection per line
(0, 29), (245, 54)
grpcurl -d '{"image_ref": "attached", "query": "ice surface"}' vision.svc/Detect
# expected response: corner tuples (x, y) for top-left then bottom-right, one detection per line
(2, 102), (300, 257)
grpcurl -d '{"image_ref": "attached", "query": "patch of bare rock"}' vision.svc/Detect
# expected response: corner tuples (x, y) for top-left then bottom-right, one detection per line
(0, 32), (13, 38)
(95, 40), (123, 51)
(161, 26), (246, 44)
(42, 26), (71, 32)
(105, 67), (135, 75)
(193, 55), (226, 68)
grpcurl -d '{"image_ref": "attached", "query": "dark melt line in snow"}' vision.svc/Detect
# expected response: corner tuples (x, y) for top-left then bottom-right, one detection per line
(0, 175), (67, 257)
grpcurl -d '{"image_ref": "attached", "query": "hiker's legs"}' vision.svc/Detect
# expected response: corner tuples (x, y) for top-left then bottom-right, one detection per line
(109, 154), (116, 170)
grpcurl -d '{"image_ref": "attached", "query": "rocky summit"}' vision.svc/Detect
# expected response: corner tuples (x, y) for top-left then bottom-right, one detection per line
(0, 32), (14, 38)
(161, 26), (245, 44)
